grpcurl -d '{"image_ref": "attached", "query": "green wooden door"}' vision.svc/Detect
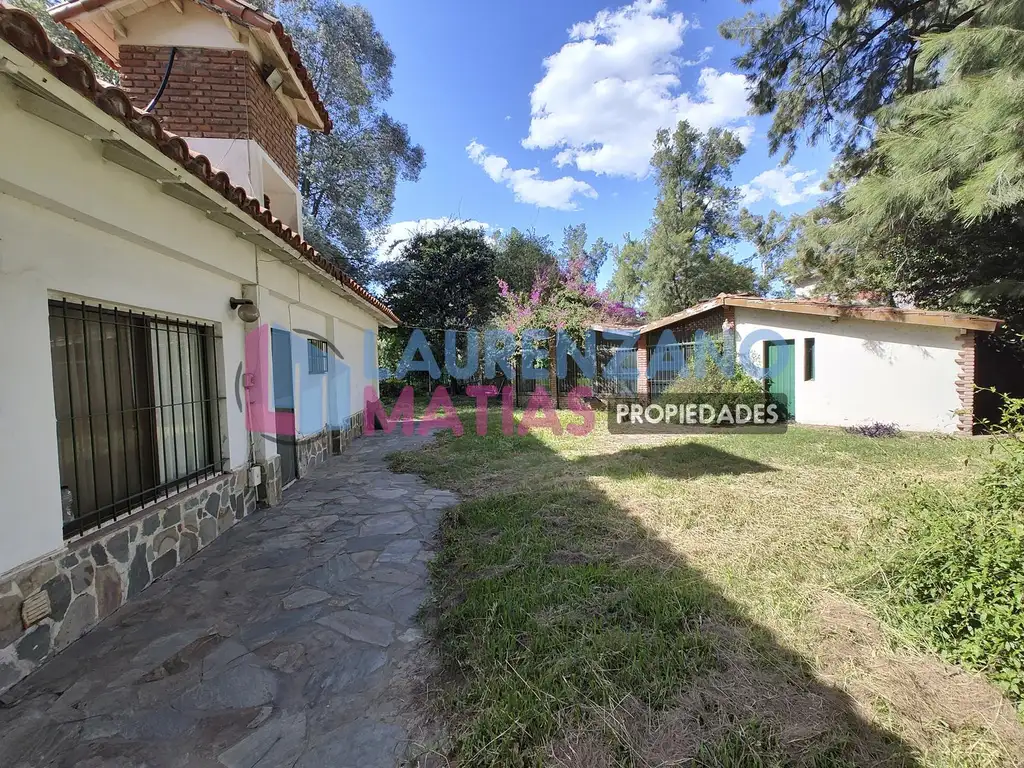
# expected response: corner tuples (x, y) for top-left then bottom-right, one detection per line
(765, 339), (796, 420)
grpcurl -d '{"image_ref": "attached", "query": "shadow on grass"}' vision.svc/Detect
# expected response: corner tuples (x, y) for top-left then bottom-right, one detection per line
(573, 442), (776, 482)
(395, 423), (922, 767)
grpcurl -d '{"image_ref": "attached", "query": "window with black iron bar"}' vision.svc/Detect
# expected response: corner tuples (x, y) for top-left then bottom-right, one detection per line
(48, 299), (224, 539)
(804, 337), (816, 381)
(308, 338), (329, 375)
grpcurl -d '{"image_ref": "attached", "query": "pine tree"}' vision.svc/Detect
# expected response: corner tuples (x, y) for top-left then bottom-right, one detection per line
(643, 122), (756, 318)
(843, 0), (1024, 225)
(606, 235), (647, 308)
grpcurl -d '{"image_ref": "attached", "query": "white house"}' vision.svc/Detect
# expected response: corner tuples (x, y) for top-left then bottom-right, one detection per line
(0, 2), (395, 691)
(633, 294), (1003, 434)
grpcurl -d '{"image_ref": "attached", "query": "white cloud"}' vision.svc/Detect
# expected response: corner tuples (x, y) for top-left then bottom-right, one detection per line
(740, 166), (825, 207)
(681, 45), (713, 67)
(376, 217), (490, 260)
(522, 0), (753, 178)
(466, 140), (597, 211)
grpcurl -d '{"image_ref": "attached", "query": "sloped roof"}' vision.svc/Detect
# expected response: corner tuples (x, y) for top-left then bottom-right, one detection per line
(49, 0), (332, 133)
(640, 294), (1002, 334)
(0, 7), (397, 324)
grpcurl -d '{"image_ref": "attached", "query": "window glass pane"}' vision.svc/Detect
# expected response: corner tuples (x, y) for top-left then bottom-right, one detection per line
(804, 338), (815, 381)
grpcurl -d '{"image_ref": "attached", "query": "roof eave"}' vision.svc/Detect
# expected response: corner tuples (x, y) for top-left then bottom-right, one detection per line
(48, 0), (333, 133)
(638, 294), (1003, 335)
(0, 11), (393, 324)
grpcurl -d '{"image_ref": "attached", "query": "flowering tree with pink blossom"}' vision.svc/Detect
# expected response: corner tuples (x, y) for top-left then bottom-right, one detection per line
(495, 256), (644, 345)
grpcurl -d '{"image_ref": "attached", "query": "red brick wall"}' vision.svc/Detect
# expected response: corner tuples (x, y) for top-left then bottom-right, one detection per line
(670, 307), (726, 343)
(722, 305), (736, 329)
(246, 61), (298, 183)
(956, 330), (977, 434)
(120, 45), (298, 184)
(636, 333), (649, 400)
(640, 308), (728, 362)
(120, 46), (249, 139)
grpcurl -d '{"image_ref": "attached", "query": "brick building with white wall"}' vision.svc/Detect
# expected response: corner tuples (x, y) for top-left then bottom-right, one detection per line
(632, 295), (1002, 434)
(0, 2), (394, 692)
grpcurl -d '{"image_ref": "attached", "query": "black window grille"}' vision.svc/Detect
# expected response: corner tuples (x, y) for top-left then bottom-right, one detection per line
(591, 343), (639, 398)
(48, 299), (223, 539)
(648, 342), (697, 397)
(308, 338), (329, 375)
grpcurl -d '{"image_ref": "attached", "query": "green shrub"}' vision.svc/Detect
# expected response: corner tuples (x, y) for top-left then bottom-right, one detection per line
(658, 345), (764, 414)
(867, 394), (1024, 707)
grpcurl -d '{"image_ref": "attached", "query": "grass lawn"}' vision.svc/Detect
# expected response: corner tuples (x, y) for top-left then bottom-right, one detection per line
(390, 408), (1024, 767)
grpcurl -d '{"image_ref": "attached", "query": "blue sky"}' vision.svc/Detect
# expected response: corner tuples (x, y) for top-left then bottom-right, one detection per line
(360, 0), (833, 287)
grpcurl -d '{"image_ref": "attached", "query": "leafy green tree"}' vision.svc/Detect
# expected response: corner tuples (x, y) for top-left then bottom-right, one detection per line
(377, 226), (499, 331)
(493, 228), (557, 295)
(792, 203), (1024, 329)
(558, 224), (611, 285)
(738, 209), (795, 297)
(644, 122), (756, 318)
(376, 226), (500, 391)
(271, 0), (425, 283)
(721, 0), (980, 162)
(11, 0), (117, 81)
(606, 235), (647, 308)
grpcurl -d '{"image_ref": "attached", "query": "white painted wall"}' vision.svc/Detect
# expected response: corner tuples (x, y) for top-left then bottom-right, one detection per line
(733, 307), (963, 432)
(121, 1), (245, 51)
(0, 76), (381, 577)
(182, 140), (302, 234)
(185, 138), (257, 194)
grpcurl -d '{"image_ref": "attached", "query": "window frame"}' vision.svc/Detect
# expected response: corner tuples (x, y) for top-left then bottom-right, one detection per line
(308, 338), (329, 375)
(803, 337), (816, 381)
(48, 298), (224, 539)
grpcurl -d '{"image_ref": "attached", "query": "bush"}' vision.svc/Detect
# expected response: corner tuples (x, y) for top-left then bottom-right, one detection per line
(660, 346), (763, 395)
(844, 422), (902, 438)
(867, 394), (1024, 707)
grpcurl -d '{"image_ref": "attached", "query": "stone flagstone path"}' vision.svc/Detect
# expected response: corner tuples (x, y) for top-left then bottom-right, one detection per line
(0, 430), (453, 768)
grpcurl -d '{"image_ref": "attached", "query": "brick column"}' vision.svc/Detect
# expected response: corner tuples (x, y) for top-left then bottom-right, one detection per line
(955, 330), (976, 434)
(637, 332), (649, 402)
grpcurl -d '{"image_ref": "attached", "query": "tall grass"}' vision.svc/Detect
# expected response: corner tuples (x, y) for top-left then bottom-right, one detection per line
(860, 395), (1024, 710)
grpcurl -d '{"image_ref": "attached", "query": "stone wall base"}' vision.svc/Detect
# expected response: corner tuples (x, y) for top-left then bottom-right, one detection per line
(296, 429), (329, 478)
(0, 468), (256, 695)
(330, 411), (365, 456)
(0, 414), (369, 696)
(257, 454), (283, 508)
